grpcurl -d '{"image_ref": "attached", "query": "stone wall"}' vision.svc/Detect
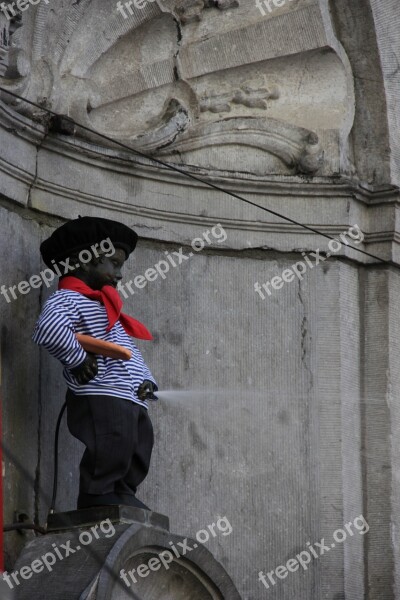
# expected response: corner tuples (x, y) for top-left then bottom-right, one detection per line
(1, 0), (400, 598)
(2, 194), (399, 598)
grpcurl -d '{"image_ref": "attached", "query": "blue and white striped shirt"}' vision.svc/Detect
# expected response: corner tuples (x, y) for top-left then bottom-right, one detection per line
(32, 290), (157, 408)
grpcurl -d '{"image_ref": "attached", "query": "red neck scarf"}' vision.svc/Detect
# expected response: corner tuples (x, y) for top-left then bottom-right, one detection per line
(58, 276), (153, 340)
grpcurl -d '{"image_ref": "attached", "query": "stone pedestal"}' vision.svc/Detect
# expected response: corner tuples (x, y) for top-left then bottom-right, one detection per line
(12, 507), (241, 600)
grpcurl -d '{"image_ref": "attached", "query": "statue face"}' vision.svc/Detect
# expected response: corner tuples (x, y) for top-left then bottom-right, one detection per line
(81, 248), (127, 290)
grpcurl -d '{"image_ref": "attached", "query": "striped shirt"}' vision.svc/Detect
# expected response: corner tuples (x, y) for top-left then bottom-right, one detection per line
(32, 290), (157, 408)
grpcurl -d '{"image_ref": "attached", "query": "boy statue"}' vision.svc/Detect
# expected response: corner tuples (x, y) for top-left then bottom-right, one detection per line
(33, 216), (158, 510)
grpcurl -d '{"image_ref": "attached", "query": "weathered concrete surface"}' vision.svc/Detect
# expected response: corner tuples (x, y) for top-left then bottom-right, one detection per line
(1, 0), (400, 598)
(2, 200), (397, 598)
(370, 0), (400, 187)
(0, 204), (47, 569)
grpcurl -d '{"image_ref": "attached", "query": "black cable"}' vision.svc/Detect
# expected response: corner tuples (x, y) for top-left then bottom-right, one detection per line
(0, 86), (394, 267)
(49, 401), (67, 515)
(1, 440), (141, 598)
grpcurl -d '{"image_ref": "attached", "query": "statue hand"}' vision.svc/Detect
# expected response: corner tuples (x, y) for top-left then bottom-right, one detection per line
(70, 353), (98, 385)
(137, 380), (158, 401)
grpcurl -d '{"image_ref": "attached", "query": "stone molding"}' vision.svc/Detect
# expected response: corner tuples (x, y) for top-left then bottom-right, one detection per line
(0, 101), (399, 265)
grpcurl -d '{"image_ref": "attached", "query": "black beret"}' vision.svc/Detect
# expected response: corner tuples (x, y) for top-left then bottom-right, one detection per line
(40, 216), (138, 268)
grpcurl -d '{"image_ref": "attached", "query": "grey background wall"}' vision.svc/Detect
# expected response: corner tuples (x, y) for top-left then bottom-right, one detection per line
(1, 0), (400, 598)
(3, 197), (398, 598)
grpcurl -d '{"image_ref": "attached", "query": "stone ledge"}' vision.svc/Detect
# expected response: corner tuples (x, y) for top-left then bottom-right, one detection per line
(46, 506), (169, 533)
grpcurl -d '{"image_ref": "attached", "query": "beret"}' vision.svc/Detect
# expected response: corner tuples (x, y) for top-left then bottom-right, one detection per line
(40, 216), (138, 268)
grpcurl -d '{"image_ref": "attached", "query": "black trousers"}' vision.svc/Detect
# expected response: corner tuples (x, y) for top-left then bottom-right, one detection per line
(66, 389), (154, 507)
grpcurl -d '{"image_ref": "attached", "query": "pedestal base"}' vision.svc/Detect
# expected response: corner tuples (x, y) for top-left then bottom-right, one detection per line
(47, 505), (169, 533)
(11, 507), (241, 599)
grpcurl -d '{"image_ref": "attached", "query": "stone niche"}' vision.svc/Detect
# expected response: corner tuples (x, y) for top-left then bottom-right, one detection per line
(1, 1), (400, 599)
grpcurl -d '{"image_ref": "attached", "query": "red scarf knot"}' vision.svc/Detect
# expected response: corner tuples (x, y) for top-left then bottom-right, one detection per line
(58, 276), (153, 340)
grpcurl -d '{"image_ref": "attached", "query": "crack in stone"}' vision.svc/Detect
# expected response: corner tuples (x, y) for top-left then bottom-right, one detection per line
(27, 126), (50, 208)
(297, 277), (313, 394)
(172, 12), (183, 79)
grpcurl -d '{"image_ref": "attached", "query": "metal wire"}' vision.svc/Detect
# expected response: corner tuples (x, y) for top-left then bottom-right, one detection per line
(49, 401), (67, 515)
(0, 86), (396, 267)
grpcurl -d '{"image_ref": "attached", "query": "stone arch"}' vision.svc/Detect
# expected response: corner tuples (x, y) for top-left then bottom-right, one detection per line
(326, 0), (396, 186)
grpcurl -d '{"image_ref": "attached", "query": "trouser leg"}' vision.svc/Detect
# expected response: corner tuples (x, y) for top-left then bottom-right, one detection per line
(114, 406), (154, 495)
(66, 390), (140, 497)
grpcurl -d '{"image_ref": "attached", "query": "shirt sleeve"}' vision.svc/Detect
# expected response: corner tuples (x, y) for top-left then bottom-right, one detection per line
(32, 293), (87, 369)
(131, 342), (158, 390)
(142, 363), (158, 390)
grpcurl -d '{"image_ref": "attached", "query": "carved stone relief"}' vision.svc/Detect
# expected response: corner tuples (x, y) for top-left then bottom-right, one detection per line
(173, 0), (239, 25)
(0, 0), (356, 176)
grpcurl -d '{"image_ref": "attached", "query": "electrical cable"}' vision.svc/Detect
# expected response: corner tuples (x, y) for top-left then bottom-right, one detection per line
(1, 440), (141, 598)
(0, 86), (396, 268)
(49, 401), (67, 515)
